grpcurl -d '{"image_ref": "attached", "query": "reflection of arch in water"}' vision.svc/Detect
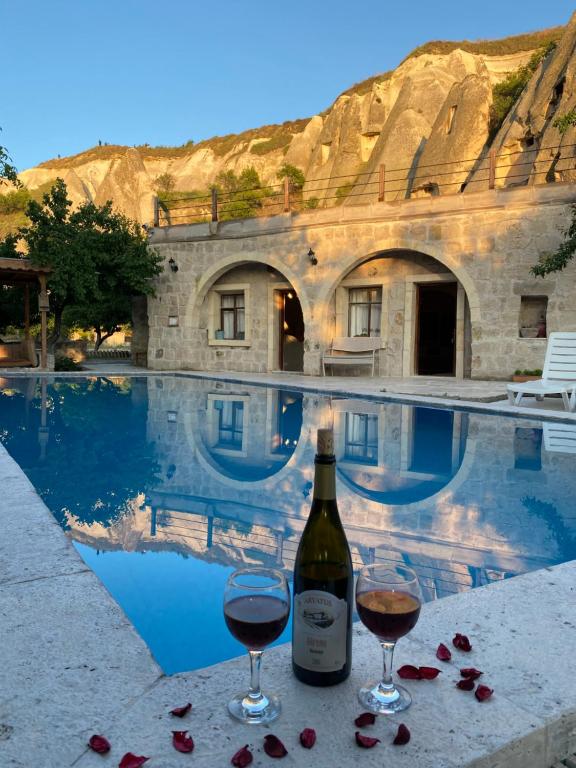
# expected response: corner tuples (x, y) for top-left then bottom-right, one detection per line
(183, 388), (309, 491)
(333, 401), (474, 507)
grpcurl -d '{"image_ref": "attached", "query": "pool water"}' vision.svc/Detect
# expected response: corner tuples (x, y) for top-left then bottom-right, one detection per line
(0, 375), (574, 674)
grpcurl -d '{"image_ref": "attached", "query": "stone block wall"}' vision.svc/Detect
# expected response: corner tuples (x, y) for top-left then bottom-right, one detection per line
(147, 185), (576, 379)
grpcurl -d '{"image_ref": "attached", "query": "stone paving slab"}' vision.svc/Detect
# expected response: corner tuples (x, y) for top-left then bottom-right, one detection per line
(0, 444), (164, 768)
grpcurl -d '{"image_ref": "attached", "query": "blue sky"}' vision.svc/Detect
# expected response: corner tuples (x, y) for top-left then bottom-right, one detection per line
(1, 0), (574, 170)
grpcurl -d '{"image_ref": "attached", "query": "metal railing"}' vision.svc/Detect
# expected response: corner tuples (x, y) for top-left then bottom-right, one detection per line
(153, 142), (576, 228)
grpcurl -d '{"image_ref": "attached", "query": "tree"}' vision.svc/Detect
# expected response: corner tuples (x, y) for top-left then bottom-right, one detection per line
(532, 204), (576, 277)
(0, 178), (163, 347)
(215, 166), (269, 220)
(0, 129), (20, 187)
(277, 163), (305, 190)
(154, 172), (176, 197)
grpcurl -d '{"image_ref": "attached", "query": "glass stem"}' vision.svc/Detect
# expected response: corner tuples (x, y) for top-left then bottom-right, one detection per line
(381, 641), (396, 691)
(248, 650), (263, 701)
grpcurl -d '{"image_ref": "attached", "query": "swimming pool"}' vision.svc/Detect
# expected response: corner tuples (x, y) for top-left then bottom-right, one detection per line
(0, 375), (574, 674)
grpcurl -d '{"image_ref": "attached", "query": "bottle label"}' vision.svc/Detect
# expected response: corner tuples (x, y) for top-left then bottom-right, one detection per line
(293, 590), (348, 672)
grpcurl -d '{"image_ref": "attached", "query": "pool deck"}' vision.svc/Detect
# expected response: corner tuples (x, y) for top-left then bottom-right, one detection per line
(0, 367), (575, 767)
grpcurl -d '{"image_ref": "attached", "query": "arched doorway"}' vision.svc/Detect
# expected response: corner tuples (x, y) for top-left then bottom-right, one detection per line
(192, 260), (307, 373)
(326, 248), (472, 378)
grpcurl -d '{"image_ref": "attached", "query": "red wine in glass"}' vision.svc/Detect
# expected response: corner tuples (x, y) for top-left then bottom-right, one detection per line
(223, 567), (290, 725)
(356, 590), (421, 642)
(355, 565), (423, 715)
(224, 595), (289, 650)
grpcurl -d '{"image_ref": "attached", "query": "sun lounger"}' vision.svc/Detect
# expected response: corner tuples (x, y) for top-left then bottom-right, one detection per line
(507, 332), (576, 412)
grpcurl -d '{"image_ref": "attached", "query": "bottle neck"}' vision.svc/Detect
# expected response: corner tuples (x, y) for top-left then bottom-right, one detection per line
(313, 457), (336, 502)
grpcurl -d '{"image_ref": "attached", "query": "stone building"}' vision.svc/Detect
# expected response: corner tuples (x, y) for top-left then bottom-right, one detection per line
(146, 183), (576, 380)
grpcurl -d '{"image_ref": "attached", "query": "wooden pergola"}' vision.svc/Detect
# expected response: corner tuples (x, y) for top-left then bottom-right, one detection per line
(0, 258), (51, 369)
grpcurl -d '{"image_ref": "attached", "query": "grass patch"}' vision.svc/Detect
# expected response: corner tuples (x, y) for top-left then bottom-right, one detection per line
(250, 133), (292, 155)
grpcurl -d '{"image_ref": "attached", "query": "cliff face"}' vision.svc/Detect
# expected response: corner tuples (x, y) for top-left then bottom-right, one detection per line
(8, 22), (572, 224)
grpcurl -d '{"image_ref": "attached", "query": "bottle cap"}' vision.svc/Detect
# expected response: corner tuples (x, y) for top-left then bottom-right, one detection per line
(317, 428), (334, 457)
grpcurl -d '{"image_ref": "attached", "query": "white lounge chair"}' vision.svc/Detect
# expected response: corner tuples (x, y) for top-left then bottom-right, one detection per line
(507, 332), (576, 412)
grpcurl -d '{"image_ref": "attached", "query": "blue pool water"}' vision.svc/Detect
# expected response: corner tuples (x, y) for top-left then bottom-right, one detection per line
(0, 375), (574, 674)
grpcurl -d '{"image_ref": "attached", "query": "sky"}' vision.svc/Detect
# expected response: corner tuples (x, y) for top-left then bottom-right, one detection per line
(1, 0), (574, 171)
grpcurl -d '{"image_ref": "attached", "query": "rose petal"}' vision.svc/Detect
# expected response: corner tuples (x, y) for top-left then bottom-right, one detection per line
(436, 643), (452, 661)
(263, 735), (288, 758)
(393, 723), (411, 745)
(397, 665), (421, 680)
(170, 702), (192, 717)
(460, 668), (483, 681)
(118, 755), (149, 768)
(453, 633), (472, 652)
(456, 678), (475, 691)
(355, 731), (380, 749)
(88, 735), (111, 754)
(354, 712), (377, 727)
(418, 666), (441, 680)
(299, 728), (316, 749)
(475, 684), (494, 702)
(172, 730), (194, 753)
(231, 744), (253, 767)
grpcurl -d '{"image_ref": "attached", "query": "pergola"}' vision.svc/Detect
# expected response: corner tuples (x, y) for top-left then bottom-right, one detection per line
(0, 257), (51, 369)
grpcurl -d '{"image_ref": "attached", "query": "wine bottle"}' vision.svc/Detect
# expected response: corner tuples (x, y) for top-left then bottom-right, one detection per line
(292, 427), (353, 685)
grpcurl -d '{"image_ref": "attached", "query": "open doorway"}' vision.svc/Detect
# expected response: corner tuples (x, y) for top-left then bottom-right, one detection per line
(279, 290), (304, 371)
(416, 282), (457, 375)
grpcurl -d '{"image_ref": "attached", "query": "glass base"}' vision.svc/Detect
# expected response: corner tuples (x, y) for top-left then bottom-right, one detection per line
(358, 680), (412, 715)
(227, 691), (281, 725)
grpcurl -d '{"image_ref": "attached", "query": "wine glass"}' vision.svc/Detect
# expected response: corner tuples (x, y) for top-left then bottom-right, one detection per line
(224, 567), (290, 724)
(356, 563), (422, 714)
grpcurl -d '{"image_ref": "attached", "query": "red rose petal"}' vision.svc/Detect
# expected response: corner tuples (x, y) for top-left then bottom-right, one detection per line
(355, 731), (380, 749)
(299, 728), (316, 749)
(475, 684), (494, 702)
(456, 678), (475, 691)
(460, 668), (483, 681)
(418, 666), (441, 680)
(354, 712), (377, 727)
(231, 744), (253, 767)
(263, 735), (288, 758)
(453, 633), (472, 652)
(118, 755), (149, 768)
(88, 735), (111, 754)
(436, 643), (452, 661)
(397, 665), (421, 680)
(172, 730), (194, 753)
(170, 702), (192, 717)
(393, 723), (411, 745)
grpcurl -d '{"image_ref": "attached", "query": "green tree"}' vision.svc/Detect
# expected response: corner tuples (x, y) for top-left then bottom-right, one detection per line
(277, 163), (305, 190)
(532, 204), (576, 277)
(215, 166), (269, 220)
(0, 178), (163, 347)
(0, 130), (20, 186)
(154, 172), (176, 197)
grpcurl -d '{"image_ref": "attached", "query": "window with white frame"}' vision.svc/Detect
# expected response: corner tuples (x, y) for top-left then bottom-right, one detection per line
(348, 287), (382, 337)
(343, 413), (378, 464)
(215, 400), (244, 449)
(220, 293), (245, 340)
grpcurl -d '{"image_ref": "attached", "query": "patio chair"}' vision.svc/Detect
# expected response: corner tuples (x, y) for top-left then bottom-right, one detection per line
(507, 332), (576, 412)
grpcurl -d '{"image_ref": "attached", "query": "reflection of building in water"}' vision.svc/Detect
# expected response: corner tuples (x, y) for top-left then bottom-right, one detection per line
(333, 400), (467, 505)
(6, 376), (574, 603)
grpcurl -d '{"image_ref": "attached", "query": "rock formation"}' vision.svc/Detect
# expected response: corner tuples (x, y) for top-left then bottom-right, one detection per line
(4, 20), (573, 225)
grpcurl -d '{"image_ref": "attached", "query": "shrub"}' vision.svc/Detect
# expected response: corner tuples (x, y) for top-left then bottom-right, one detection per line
(0, 188), (31, 214)
(304, 197), (319, 209)
(55, 355), (82, 371)
(488, 42), (557, 142)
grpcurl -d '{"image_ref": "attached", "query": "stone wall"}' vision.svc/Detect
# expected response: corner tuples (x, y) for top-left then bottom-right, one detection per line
(148, 184), (576, 379)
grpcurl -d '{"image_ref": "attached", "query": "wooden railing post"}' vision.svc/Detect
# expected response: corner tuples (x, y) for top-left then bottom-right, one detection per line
(378, 164), (386, 201)
(283, 177), (290, 212)
(211, 188), (218, 222)
(153, 195), (159, 227)
(488, 148), (496, 190)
